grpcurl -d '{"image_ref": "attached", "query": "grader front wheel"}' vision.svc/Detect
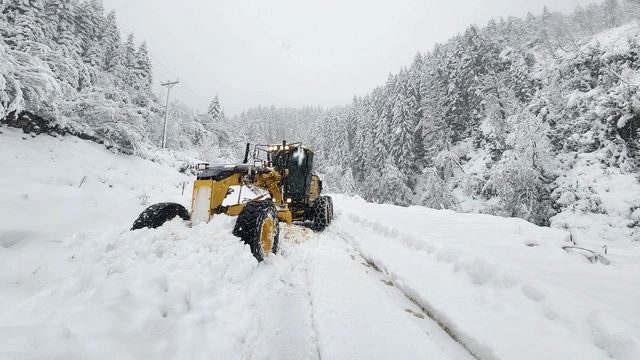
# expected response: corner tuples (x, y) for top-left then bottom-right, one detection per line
(233, 200), (280, 262)
(130, 202), (190, 230)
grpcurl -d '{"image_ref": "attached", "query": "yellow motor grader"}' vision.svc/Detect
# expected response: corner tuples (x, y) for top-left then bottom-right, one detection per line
(131, 141), (333, 261)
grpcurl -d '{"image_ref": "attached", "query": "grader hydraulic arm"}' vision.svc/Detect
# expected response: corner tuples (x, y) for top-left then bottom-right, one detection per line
(190, 164), (291, 225)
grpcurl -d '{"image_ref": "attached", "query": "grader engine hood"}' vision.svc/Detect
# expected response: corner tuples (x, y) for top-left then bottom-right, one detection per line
(196, 164), (271, 181)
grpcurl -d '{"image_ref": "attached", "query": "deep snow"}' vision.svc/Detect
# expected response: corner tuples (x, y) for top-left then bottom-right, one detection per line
(1, 129), (638, 360)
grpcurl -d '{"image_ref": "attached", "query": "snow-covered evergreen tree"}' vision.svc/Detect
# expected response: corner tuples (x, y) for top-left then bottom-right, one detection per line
(0, 38), (61, 119)
(103, 10), (122, 72)
(418, 167), (458, 210)
(208, 94), (222, 120)
(484, 108), (557, 225)
(133, 41), (152, 91)
(1, 0), (52, 50)
(390, 92), (417, 173)
(342, 168), (357, 196)
(374, 158), (414, 206)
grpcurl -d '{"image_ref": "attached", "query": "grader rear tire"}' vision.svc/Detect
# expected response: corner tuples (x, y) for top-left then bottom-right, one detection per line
(232, 200), (280, 262)
(325, 196), (334, 224)
(310, 196), (330, 231)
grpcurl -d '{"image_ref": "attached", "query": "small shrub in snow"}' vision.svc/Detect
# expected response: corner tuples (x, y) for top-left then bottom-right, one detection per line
(322, 165), (345, 193)
(137, 192), (150, 206)
(418, 167), (459, 210)
(364, 159), (413, 207)
(342, 168), (357, 196)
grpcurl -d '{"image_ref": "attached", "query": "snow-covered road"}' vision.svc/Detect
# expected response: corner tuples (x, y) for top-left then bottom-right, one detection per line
(0, 212), (473, 360)
(1, 129), (638, 360)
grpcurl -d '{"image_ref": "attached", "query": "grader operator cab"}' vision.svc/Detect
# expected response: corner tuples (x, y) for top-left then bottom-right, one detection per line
(131, 141), (333, 261)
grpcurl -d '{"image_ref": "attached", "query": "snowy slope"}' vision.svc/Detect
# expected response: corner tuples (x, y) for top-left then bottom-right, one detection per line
(1, 129), (638, 360)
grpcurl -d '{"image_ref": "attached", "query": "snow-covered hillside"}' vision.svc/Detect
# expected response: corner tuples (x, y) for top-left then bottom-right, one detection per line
(1, 131), (638, 360)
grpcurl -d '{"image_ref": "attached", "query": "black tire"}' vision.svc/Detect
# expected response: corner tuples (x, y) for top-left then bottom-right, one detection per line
(310, 196), (330, 231)
(325, 196), (334, 224)
(131, 202), (190, 230)
(232, 200), (280, 262)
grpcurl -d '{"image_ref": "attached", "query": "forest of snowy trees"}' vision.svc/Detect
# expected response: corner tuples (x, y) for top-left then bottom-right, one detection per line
(231, 0), (640, 226)
(0, 0), (232, 159)
(2, 0), (640, 228)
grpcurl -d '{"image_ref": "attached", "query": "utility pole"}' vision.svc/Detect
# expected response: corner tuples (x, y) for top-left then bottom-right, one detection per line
(161, 79), (179, 149)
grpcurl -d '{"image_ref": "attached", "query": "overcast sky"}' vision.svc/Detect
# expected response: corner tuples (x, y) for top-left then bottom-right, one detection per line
(103, 0), (597, 116)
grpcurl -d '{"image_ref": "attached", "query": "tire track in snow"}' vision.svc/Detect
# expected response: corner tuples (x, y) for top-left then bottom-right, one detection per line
(278, 224), (323, 360)
(355, 251), (479, 360)
(322, 231), (478, 360)
(279, 222), (463, 359)
(303, 262), (323, 360)
(324, 215), (481, 360)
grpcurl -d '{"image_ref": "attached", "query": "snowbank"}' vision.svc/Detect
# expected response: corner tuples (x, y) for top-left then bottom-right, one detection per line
(0, 128), (192, 239)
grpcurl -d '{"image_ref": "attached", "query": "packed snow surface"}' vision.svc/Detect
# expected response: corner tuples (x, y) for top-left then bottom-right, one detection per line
(1, 129), (638, 360)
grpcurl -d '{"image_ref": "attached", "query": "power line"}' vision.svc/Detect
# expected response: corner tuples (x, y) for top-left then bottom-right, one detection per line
(173, 88), (206, 112)
(170, 83), (208, 109)
(152, 60), (208, 109)
(81, 18), (213, 114)
(114, 22), (212, 111)
(152, 75), (206, 113)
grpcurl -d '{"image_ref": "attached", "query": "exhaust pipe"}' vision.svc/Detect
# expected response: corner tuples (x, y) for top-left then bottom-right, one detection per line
(243, 143), (250, 164)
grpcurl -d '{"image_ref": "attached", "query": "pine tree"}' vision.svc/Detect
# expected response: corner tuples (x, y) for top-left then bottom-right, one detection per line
(124, 33), (136, 68)
(121, 32), (137, 87)
(342, 168), (357, 195)
(84, 40), (104, 70)
(76, 0), (105, 59)
(370, 86), (390, 167)
(2, 0), (53, 50)
(390, 91), (417, 174)
(352, 96), (373, 180)
(604, 0), (622, 28)
(485, 108), (556, 225)
(374, 158), (414, 206)
(46, 0), (82, 57)
(103, 10), (122, 72)
(133, 41), (152, 91)
(208, 94), (222, 120)
(0, 37), (62, 119)
(421, 57), (454, 166)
